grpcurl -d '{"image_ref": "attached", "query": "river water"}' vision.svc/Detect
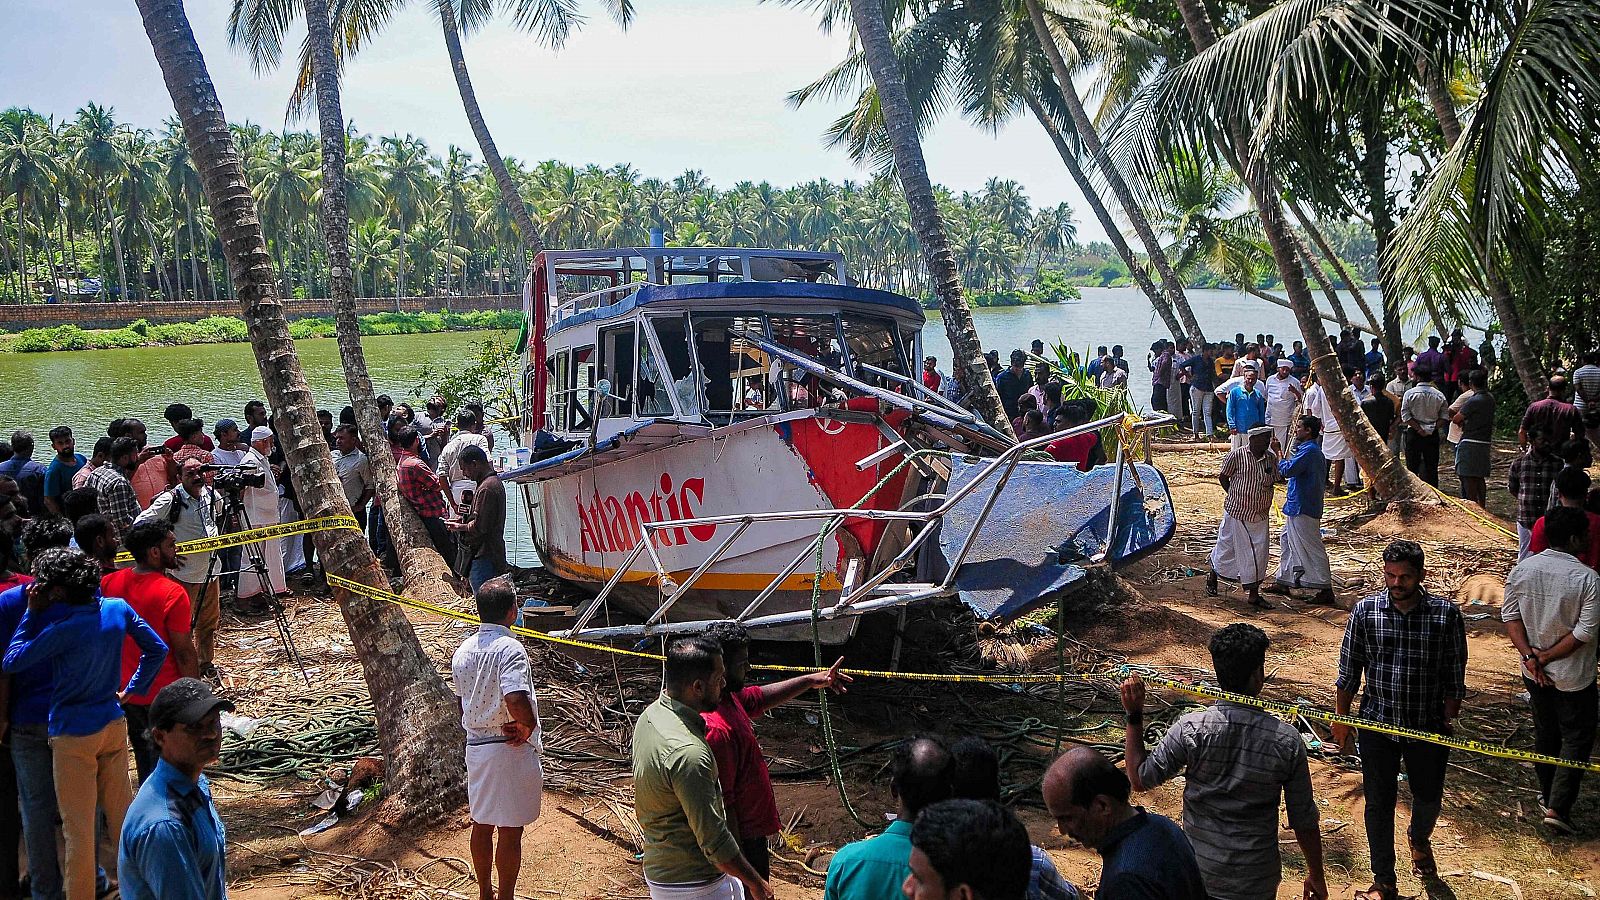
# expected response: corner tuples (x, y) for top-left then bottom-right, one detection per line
(0, 287), (1359, 565)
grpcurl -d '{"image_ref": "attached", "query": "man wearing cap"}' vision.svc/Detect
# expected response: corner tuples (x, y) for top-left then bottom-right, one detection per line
(235, 427), (286, 611)
(1208, 427), (1278, 610)
(119, 677), (232, 900)
(1264, 358), (1304, 452)
(452, 577), (542, 900)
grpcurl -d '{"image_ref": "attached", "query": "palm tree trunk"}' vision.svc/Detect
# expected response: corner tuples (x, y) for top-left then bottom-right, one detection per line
(1289, 200), (1382, 335)
(1023, 95), (1183, 338)
(1419, 61), (1543, 399)
(304, 0), (463, 620)
(107, 194), (130, 300)
(1243, 285), (1344, 329)
(439, 5), (544, 256)
(1357, 107), (1408, 377)
(134, 0), (466, 825)
(1176, 0), (1429, 501)
(91, 196), (109, 300)
(187, 200), (202, 298)
(846, 0), (1013, 436)
(1291, 234), (1348, 329)
(1023, 0), (1204, 344)
(14, 197), (29, 302)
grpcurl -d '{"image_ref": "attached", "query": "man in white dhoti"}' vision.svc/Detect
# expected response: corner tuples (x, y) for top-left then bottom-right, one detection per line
(1208, 427), (1278, 610)
(451, 577), (543, 900)
(1265, 415), (1338, 606)
(1303, 370), (1362, 496)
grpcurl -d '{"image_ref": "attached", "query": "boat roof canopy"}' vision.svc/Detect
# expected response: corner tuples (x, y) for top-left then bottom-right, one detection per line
(548, 281), (925, 336)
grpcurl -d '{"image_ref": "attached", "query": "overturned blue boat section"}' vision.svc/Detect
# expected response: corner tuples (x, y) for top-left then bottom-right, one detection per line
(937, 459), (1176, 622)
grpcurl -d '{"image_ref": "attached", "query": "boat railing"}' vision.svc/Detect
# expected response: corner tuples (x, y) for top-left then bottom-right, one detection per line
(555, 411), (1176, 640)
(554, 280), (657, 323)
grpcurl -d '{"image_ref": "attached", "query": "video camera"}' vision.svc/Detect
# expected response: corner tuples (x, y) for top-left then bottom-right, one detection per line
(200, 462), (267, 493)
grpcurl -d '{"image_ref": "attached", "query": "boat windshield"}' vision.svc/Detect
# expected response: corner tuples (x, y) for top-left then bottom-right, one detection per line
(633, 309), (913, 423)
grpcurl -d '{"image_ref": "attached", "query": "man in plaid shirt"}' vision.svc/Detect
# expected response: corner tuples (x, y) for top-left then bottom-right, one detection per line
(390, 423), (455, 561)
(87, 436), (144, 544)
(1330, 540), (1466, 900)
(1510, 441), (1563, 559)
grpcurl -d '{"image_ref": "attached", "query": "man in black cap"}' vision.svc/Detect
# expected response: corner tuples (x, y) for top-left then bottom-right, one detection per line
(118, 677), (233, 900)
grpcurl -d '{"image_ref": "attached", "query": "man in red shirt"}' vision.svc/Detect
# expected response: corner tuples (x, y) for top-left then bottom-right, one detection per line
(103, 519), (201, 783)
(391, 423), (455, 561)
(1529, 468), (1600, 570)
(702, 623), (852, 878)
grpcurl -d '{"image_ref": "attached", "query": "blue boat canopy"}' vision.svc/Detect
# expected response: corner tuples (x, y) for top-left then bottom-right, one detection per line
(549, 281), (924, 335)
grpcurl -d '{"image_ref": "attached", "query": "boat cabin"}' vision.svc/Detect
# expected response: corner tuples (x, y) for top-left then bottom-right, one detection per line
(524, 248), (927, 442)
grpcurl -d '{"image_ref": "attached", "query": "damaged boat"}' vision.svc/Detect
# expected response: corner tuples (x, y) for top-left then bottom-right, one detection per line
(501, 246), (1176, 642)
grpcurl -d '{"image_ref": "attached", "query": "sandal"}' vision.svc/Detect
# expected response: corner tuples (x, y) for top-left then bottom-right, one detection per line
(1205, 573), (1219, 597)
(1248, 595), (1273, 611)
(1410, 842), (1438, 879)
(1359, 883), (1400, 900)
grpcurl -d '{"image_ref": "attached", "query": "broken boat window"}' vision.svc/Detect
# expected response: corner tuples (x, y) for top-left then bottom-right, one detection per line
(691, 313), (773, 419)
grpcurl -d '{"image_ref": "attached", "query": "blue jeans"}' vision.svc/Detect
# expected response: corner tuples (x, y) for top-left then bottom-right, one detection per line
(468, 558), (504, 593)
(10, 724), (109, 900)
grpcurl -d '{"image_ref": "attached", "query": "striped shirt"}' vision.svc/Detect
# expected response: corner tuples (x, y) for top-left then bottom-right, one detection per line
(1336, 591), (1467, 731)
(1219, 447), (1278, 523)
(1139, 701), (1317, 900)
(1573, 364), (1600, 419)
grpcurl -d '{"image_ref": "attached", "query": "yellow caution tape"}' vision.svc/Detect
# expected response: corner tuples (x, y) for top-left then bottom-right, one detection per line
(1138, 673), (1600, 774)
(1430, 484), (1519, 542)
(114, 515), (362, 564)
(326, 573), (664, 661)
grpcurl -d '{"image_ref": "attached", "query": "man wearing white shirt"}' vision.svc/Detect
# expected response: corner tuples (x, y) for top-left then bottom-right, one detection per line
(1263, 359), (1303, 453)
(436, 412), (491, 511)
(1303, 369), (1365, 496)
(452, 577), (543, 900)
(1502, 507), (1600, 835)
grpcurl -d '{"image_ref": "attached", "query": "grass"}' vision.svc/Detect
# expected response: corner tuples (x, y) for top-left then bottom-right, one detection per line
(0, 309), (523, 352)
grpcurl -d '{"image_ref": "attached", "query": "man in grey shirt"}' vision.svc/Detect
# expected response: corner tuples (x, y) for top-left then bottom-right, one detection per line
(1121, 624), (1325, 900)
(448, 445), (508, 592)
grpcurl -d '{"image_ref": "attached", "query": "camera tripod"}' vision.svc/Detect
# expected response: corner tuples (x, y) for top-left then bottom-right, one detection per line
(200, 488), (310, 686)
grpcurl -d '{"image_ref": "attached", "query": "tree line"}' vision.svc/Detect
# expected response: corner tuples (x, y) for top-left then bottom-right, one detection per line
(0, 107), (1099, 304)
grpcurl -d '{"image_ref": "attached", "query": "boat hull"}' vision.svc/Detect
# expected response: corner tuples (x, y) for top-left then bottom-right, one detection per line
(528, 413), (913, 640)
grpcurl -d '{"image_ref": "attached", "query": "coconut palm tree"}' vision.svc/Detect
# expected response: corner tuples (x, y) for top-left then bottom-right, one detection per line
(132, 0), (466, 823)
(0, 109), (59, 302)
(377, 134), (434, 301)
(841, 0), (1013, 434)
(1152, 0), (1431, 500)
(67, 104), (129, 301)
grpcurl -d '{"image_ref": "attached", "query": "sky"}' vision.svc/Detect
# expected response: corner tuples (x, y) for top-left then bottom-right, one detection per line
(1, 0), (1110, 241)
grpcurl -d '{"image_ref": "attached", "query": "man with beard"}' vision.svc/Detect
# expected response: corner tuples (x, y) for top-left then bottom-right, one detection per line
(632, 637), (772, 900)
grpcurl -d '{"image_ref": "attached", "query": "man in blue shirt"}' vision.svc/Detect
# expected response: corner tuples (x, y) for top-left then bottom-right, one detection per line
(1364, 338), (1386, 383)
(119, 678), (233, 900)
(1042, 748), (1205, 900)
(1266, 415), (1337, 607)
(42, 427), (87, 518)
(4, 548), (167, 900)
(1225, 368), (1268, 449)
(824, 736), (951, 900)
(0, 431), (47, 518)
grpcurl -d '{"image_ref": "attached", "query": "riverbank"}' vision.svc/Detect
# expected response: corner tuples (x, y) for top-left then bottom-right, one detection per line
(0, 309), (523, 353)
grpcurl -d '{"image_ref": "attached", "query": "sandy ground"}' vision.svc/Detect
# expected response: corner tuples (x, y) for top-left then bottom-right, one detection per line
(208, 443), (1600, 900)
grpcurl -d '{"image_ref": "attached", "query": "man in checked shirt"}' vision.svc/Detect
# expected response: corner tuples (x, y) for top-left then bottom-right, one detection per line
(1329, 540), (1467, 900)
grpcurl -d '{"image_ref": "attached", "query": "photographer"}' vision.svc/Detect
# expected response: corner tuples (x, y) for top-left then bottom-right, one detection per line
(133, 458), (221, 678)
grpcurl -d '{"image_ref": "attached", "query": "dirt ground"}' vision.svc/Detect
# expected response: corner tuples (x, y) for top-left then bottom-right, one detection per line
(210, 443), (1600, 900)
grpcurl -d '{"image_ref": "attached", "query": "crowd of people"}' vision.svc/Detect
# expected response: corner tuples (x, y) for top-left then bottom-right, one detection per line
(0, 392), (513, 899)
(1, 322), (1598, 900)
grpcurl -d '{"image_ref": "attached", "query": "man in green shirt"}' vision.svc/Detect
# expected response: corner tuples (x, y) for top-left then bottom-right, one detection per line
(632, 636), (772, 900)
(823, 736), (953, 900)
